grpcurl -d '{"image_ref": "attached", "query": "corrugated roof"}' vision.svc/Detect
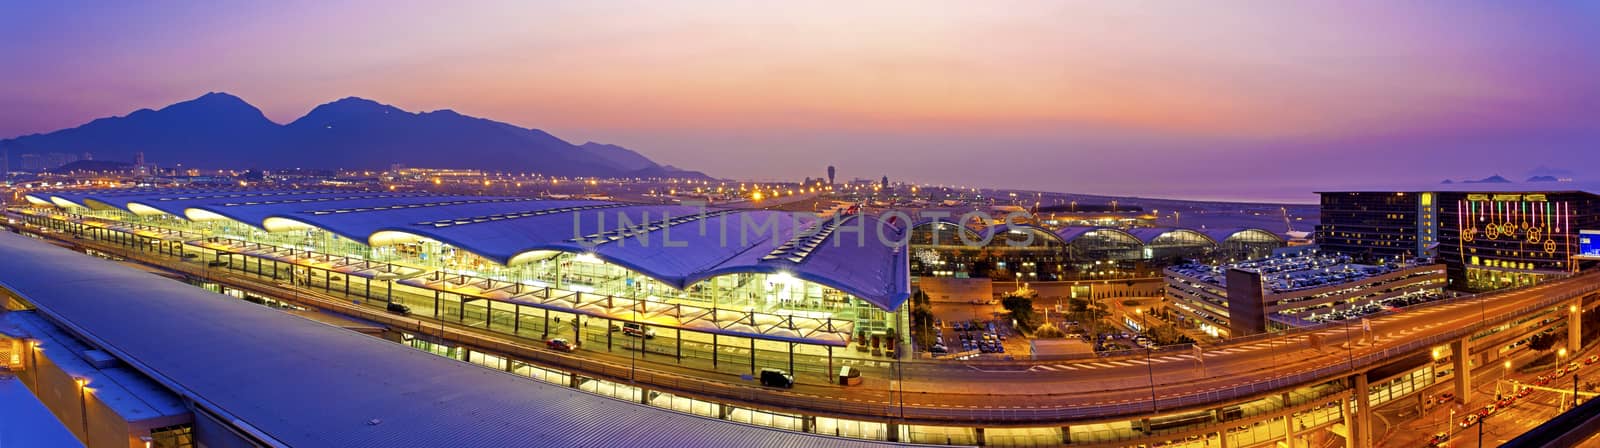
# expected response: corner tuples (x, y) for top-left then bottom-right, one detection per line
(36, 189), (912, 310)
(0, 232), (905, 448)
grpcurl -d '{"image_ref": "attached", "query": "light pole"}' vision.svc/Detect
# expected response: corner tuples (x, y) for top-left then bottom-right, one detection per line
(75, 377), (89, 442)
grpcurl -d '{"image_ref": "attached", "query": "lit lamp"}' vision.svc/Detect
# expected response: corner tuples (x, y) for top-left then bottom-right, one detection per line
(75, 377), (90, 439)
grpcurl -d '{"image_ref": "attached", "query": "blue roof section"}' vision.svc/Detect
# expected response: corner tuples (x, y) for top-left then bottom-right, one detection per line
(36, 189), (912, 310)
(1127, 227), (1215, 245)
(0, 378), (83, 448)
(696, 214), (911, 311)
(0, 231), (896, 448)
(979, 223), (1065, 245)
(1201, 227), (1284, 243)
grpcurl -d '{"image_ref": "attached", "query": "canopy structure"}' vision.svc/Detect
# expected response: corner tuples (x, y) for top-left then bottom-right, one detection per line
(38, 189), (912, 311)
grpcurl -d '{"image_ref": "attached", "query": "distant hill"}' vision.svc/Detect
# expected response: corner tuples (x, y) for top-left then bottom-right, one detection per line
(1, 92), (710, 179)
(1527, 175), (1560, 182)
(1462, 174), (1511, 184)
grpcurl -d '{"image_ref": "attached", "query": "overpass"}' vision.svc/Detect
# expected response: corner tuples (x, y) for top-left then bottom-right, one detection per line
(8, 207), (1600, 447)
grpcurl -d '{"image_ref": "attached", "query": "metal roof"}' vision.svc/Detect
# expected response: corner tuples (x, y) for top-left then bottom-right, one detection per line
(1200, 227), (1285, 244)
(1052, 226), (1142, 245)
(39, 189), (911, 311)
(1125, 227), (1216, 245)
(0, 232), (904, 448)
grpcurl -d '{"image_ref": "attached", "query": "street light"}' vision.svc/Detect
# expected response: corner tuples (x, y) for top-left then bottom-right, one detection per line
(75, 377), (89, 440)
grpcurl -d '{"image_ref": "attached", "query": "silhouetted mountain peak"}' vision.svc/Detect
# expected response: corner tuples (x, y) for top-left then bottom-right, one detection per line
(291, 97), (408, 126)
(1, 92), (711, 179)
(1462, 174), (1511, 184)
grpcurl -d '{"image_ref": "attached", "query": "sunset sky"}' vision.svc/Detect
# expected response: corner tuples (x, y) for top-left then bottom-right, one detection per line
(4, 1), (1598, 202)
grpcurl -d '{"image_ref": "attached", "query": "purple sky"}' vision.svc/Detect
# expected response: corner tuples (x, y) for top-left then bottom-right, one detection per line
(3, 2), (1598, 202)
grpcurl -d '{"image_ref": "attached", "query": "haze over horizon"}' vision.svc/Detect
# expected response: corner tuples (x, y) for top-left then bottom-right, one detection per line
(4, 2), (1598, 203)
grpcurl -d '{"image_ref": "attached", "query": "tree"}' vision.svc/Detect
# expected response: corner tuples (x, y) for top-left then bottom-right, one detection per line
(908, 289), (936, 349)
(1001, 293), (1039, 333)
(1529, 332), (1559, 351)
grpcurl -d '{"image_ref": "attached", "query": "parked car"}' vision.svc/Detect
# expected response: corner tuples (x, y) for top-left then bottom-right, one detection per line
(385, 302), (412, 315)
(1428, 432), (1450, 447)
(1587, 355), (1599, 365)
(1436, 392), (1455, 404)
(1517, 387), (1532, 399)
(546, 338), (577, 352)
(759, 368), (795, 388)
(1459, 414), (1479, 428)
(1479, 404), (1496, 416)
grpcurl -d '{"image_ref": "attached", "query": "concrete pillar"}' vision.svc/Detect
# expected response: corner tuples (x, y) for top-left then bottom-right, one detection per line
(1452, 337), (1473, 404)
(1569, 299), (1583, 355)
(1352, 374), (1371, 448)
(1340, 397), (1356, 448)
(973, 427), (985, 446)
(887, 423), (900, 442)
(1218, 429), (1231, 448)
(1060, 426), (1071, 444)
(1283, 393), (1298, 448)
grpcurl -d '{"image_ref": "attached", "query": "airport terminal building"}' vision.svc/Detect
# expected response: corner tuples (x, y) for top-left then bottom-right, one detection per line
(907, 221), (1284, 281)
(14, 188), (911, 376)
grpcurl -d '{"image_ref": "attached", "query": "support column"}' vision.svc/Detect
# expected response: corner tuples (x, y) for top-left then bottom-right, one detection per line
(1569, 299), (1583, 355)
(1217, 428), (1231, 448)
(1452, 337), (1473, 404)
(1350, 374), (1371, 448)
(1283, 393), (1298, 448)
(1060, 426), (1071, 445)
(973, 427), (984, 446)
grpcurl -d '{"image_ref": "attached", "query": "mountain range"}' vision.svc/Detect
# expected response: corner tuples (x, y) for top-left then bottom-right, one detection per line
(0, 92), (709, 178)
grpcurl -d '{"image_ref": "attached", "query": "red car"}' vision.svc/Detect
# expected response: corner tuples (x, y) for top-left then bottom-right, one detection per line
(1518, 387), (1532, 398)
(1498, 397), (1515, 408)
(1588, 355), (1600, 365)
(546, 338), (578, 352)
(1436, 392), (1456, 404)
(1460, 414), (1480, 428)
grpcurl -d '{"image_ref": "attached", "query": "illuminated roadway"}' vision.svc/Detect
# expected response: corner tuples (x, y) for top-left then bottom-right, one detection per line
(14, 217), (1600, 427)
